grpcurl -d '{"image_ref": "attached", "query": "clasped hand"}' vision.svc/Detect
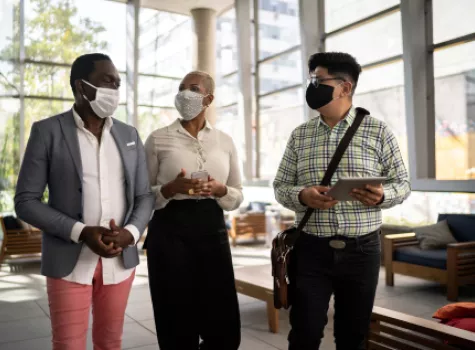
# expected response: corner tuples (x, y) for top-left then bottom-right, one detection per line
(161, 169), (227, 199)
(80, 219), (134, 258)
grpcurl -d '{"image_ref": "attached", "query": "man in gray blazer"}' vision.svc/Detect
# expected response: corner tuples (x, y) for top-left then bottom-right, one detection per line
(15, 53), (154, 350)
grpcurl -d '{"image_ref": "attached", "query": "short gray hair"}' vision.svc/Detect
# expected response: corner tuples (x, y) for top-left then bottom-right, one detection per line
(186, 71), (215, 95)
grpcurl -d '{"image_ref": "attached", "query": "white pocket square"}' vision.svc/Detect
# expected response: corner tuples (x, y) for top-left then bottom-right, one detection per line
(127, 141), (136, 147)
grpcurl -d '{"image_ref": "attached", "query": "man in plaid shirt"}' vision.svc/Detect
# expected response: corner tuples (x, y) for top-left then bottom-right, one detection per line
(273, 52), (411, 350)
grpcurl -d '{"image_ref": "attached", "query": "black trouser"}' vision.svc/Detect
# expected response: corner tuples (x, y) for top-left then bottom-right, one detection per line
(145, 199), (241, 350)
(288, 231), (381, 350)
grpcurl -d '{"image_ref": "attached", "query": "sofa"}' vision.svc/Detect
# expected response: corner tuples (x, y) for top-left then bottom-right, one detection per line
(384, 213), (475, 300)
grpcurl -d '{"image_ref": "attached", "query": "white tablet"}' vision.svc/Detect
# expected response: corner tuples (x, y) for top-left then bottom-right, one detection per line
(326, 177), (386, 201)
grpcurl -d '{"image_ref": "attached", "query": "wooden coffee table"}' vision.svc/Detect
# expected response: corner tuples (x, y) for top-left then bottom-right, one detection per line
(234, 264), (279, 333)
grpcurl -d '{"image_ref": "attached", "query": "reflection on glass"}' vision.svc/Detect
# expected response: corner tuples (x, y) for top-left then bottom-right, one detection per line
(139, 9), (191, 77)
(0, 98), (20, 212)
(434, 42), (475, 180)
(432, 0), (475, 44)
(259, 87), (304, 180)
(324, 0), (398, 32)
(259, 49), (302, 95)
(258, 0), (300, 60)
(25, 0), (126, 68)
(325, 11), (402, 66)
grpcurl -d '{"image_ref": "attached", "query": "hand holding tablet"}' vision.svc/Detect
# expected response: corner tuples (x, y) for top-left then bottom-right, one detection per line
(326, 177), (386, 202)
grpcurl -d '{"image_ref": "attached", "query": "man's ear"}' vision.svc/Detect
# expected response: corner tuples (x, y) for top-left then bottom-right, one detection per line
(75, 79), (85, 98)
(342, 81), (353, 97)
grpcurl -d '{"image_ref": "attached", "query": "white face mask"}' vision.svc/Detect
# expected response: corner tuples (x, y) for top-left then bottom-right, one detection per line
(174, 90), (208, 121)
(82, 80), (120, 119)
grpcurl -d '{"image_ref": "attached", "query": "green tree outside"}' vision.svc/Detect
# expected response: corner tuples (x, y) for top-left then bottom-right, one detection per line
(0, 0), (108, 211)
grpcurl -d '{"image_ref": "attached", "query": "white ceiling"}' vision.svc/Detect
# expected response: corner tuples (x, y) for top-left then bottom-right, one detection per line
(111, 0), (234, 15)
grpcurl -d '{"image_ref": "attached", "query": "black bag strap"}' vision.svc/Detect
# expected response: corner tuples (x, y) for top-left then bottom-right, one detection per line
(294, 107), (370, 235)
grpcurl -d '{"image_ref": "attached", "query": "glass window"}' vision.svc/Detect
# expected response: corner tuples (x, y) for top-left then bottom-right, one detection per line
(0, 98), (20, 212)
(216, 73), (238, 108)
(259, 87), (305, 180)
(138, 75), (180, 107)
(217, 8), (238, 76)
(258, 0), (300, 60)
(25, 0), (126, 69)
(23, 98), (70, 144)
(433, 0), (475, 44)
(434, 42), (475, 180)
(215, 104), (245, 175)
(324, 0), (399, 32)
(0, 60), (19, 95)
(139, 9), (191, 77)
(259, 49), (302, 95)
(356, 59), (405, 94)
(137, 106), (179, 142)
(325, 11), (402, 66)
(383, 192), (475, 226)
(24, 63), (72, 98)
(0, 0), (20, 59)
(353, 62), (408, 167)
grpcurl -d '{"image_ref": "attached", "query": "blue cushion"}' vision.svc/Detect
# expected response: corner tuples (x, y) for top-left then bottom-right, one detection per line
(394, 246), (447, 269)
(438, 214), (475, 242)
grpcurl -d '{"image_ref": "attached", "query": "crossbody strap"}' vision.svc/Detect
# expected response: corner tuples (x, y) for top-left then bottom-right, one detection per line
(294, 107), (370, 235)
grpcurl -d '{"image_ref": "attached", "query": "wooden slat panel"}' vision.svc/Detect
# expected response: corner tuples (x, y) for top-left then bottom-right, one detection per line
(457, 257), (475, 265)
(378, 324), (453, 350)
(458, 268), (475, 277)
(372, 307), (475, 347)
(366, 340), (394, 350)
(369, 332), (421, 350)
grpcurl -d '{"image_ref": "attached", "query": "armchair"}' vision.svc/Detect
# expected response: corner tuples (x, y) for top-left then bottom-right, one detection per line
(384, 214), (475, 301)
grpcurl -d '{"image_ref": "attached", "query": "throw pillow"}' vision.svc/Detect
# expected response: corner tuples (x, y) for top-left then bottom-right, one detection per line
(444, 318), (475, 333)
(415, 220), (457, 250)
(433, 302), (475, 320)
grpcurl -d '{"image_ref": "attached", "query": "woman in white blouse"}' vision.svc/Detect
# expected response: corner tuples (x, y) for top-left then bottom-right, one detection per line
(144, 71), (243, 350)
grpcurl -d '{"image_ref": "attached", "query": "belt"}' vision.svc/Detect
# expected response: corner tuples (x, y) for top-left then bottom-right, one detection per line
(303, 230), (380, 250)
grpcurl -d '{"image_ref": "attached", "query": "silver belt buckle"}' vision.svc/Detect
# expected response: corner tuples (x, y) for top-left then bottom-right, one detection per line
(329, 240), (346, 249)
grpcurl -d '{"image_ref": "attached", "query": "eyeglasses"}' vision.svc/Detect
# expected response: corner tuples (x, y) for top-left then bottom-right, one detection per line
(306, 76), (346, 88)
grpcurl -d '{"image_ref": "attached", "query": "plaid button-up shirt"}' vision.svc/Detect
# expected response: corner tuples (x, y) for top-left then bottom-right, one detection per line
(273, 106), (411, 237)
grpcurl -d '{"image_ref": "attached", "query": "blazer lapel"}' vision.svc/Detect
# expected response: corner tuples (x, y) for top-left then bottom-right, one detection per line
(110, 123), (132, 193)
(58, 110), (83, 181)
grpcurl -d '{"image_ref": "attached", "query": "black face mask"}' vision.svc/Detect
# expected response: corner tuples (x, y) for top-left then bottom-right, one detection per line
(306, 83), (335, 110)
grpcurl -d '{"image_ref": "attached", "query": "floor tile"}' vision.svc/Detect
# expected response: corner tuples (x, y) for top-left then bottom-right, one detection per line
(0, 316), (51, 344)
(0, 301), (46, 322)
(126, 300), (155, 322)
(0, 336), (51, 350)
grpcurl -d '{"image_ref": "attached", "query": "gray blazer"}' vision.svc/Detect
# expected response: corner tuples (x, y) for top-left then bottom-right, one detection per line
(14, 110), (155, 278)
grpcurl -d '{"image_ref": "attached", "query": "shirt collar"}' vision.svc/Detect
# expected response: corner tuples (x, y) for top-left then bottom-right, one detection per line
(169, 118), (213, 133)
(71, 106), (113, 131)
(316, 106), (356, 129)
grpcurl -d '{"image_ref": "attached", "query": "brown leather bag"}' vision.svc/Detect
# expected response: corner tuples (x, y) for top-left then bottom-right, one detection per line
(271, 107), (369, 310)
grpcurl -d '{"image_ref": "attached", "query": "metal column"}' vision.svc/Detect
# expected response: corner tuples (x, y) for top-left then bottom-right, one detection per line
(126, 0), (140, 127)
(401, 0), (435, 180)
(299, 0), (325, 120)
(235, 0), (253, 180)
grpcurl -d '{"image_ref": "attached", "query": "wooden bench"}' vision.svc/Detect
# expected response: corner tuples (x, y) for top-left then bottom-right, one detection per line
(229, 213), (266, 247)
(0, 216), (42, 265)
(369, 306), (475, 349)
(235, 264), (475, 349)
(234, 264), (279, 333)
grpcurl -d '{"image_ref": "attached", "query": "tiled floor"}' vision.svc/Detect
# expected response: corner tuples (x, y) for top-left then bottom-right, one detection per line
(1, 245), (474, 350)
